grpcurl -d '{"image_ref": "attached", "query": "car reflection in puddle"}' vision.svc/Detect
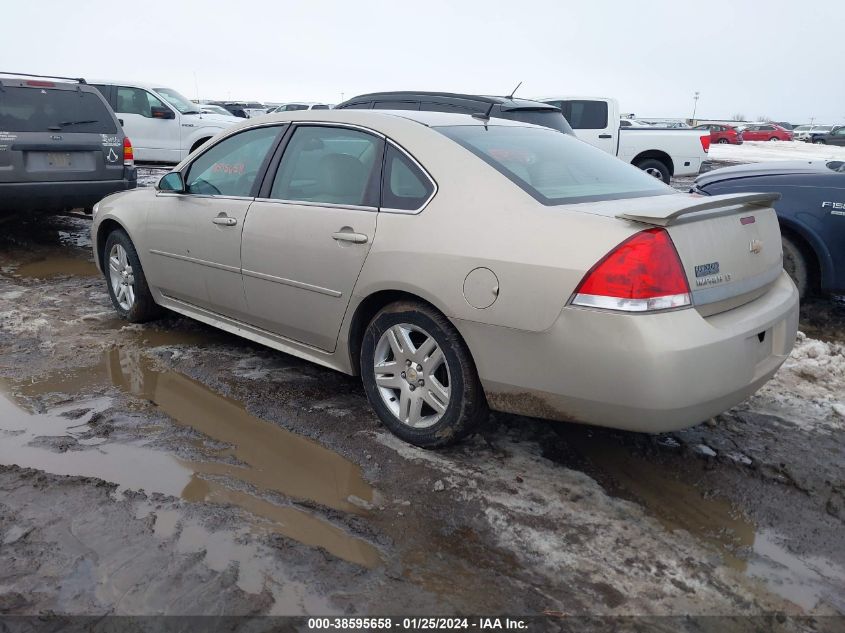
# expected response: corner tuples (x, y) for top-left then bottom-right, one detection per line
(0, 345), (380, 568)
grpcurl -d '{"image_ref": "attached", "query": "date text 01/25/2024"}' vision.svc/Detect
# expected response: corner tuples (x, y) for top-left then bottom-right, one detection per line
(307, 617), (529, 630)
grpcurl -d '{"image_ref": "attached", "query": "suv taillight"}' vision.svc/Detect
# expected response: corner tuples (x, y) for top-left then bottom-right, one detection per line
(123, 137), (134, 166)
(700, 134), (711, 152)
(571, 228), (691, 312)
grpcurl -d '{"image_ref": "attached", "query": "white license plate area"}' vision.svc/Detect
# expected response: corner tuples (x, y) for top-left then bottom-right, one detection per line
(46, 152), (72, 168)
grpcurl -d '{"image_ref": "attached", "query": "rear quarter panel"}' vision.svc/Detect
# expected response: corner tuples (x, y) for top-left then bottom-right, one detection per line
(618, 129), (708, 176)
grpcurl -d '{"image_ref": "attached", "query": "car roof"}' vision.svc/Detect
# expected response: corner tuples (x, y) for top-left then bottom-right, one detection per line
(339, 91), (558, 111)
(229, 108), (539, 130)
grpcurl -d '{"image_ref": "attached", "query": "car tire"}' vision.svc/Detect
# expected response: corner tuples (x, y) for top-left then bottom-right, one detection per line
(781, 235), (810, 299)
(635, 159), (671, 184)
(360, 301), (488, 448)
(718, 138), (730, 144)
(103, 229), (162, 323)
(769, 136), (779, 142)
(814, 139), (826, 145)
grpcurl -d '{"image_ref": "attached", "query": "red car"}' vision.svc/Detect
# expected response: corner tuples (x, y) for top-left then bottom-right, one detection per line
(739, 123), (793, 142)
(693, 123), (744, 145)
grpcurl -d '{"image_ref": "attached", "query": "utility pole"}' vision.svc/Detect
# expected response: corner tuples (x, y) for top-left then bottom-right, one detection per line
(691, 91), (700, 125)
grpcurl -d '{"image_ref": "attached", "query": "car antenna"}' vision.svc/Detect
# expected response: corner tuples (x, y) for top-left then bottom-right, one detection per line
(472, 100), (496, 123)
(507, 81), (522, 100)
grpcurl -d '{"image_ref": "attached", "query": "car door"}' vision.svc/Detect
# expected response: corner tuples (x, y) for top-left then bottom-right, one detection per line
(240, 124), (384, 351)
(742, 125), (759, 141)
(145, 125), (282, 316)
(114, 86), (180, 161)
(549, 100), (614, 154)
(830, 128), (845, 146)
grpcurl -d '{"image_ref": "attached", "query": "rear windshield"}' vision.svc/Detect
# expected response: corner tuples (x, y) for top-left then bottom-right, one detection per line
(0, 86), (117, 133)
(496, 109), (574, 135)
(436, 124), (672, 205)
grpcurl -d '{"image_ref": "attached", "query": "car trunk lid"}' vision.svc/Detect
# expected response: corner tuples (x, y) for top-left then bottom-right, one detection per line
(616, 192), (784, 316)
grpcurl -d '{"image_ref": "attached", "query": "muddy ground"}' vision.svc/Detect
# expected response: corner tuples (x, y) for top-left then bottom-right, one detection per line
(0, 177), (844, 628)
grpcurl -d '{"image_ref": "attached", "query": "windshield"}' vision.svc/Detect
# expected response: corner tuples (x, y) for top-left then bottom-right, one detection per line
(155, 88), (201, 114)
(813, 126), (833, 132)
(793, 126), (810, 131)
(0, 86), (117, 133)
(436, 124), (673, 205)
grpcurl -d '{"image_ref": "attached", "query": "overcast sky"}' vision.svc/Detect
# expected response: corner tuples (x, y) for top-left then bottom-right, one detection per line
(4, 0), (842, 123)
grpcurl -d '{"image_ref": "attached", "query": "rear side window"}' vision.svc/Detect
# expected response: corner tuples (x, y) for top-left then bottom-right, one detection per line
(555, 100), (609, 130)
(373, 101), (419, 110)
(311, 104), (330, 110)
(0, 86), (117, 133)
(115, 86), (166, 118)
(340, 102), (373, 109)
(381, 145), (434, 211)
(436, 124), (671, 206)
(185, 126), (280, 197)
(270, 126), (383, 207)
(421, 101), (476, 114)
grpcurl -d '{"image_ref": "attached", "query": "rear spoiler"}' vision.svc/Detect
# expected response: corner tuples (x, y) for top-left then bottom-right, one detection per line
(617, 192), (780, 226)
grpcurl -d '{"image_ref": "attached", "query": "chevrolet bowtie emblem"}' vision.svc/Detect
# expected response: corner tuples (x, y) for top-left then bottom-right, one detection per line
(749, 239), (763, 254)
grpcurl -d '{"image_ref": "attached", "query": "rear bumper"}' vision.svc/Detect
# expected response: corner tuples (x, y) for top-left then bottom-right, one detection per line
(455, 272), (799, 433)
(0, 169), (137, 212)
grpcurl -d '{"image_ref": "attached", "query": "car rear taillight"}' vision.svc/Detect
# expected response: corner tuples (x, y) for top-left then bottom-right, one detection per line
(25, 80), (55, 87)
(699, 134), (711, 152)
(123, 137), (134, 166)
(571, 228), (691, 312)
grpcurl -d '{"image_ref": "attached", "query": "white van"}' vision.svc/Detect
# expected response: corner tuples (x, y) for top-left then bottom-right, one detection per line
(91, 81), (240, 163)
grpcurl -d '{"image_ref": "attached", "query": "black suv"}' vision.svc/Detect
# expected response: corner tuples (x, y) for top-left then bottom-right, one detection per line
(335, 92), (574, 135)
(0, 72), (136, 214)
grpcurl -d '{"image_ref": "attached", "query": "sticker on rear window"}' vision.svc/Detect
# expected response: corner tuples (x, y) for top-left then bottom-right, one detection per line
(101, 134), (121, 148)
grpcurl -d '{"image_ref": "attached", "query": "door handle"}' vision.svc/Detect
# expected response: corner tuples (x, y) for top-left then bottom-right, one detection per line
(212, 215), (238, 226)
(598, 134), (613, 139)
(332, 231), (368, 244)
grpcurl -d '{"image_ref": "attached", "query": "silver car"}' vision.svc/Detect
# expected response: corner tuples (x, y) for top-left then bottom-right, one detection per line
(92, 110), (798, 447)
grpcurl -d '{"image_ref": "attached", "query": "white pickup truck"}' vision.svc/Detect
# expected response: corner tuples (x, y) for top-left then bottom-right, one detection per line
(536, 96), (710, 183)
(91, 81), (241, 163)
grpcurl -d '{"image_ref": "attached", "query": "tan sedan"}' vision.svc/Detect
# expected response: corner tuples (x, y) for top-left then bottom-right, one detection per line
(92, 110), (798, 447)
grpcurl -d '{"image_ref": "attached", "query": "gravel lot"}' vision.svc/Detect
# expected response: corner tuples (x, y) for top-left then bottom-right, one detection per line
(0, 157), (843, 627)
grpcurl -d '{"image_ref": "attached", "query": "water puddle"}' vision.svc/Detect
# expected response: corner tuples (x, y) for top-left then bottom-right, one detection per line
(11, 255), (99, 279)
(0, 345), (380, 569)
(564, 433), (845, 612)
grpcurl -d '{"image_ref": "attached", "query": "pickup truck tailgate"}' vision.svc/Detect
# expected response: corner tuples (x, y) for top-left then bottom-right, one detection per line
(617, 193), (785, 315)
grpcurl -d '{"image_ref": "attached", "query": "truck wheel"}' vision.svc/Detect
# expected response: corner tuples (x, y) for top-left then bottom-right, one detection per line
(635, 159), (670, 184)
(781, 235), (809, 299)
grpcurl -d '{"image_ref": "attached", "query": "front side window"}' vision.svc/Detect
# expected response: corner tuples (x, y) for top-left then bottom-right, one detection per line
(185, 126), (280, 196)
(270, 126), (382, 206)
(116, 86), (167, 118)
(381, 145), (434, 211)
(436, 124), (672, 206)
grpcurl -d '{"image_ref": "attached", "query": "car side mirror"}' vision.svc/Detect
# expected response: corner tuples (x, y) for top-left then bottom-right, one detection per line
(157, 172), (185, 193)
(151, 106), (176, 120)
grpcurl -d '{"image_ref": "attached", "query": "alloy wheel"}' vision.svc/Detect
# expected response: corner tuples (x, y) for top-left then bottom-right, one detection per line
(373, 323), (451, 428)
(108, 243), (135, 311)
